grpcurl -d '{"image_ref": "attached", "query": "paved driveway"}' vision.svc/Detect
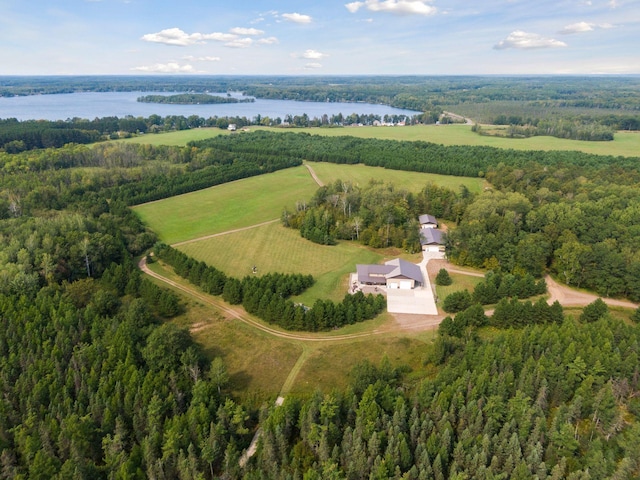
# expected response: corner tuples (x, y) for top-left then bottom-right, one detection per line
(386, 251), (443, 315)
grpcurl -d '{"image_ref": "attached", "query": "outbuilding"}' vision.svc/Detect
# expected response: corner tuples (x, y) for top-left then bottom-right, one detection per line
(420, 228), (445, 252)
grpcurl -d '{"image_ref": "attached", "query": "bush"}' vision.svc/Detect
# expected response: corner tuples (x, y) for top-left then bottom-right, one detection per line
(579, 298), (608, 323)
(435, 268), (452, 286)
(442, 290), (472, 314)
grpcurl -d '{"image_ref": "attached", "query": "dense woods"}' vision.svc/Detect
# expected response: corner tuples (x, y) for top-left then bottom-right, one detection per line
(137, 93), (255, 105)
(0, 100), (639, 478)
(282, 179), (468, 252)
(245, 318), (640, 479)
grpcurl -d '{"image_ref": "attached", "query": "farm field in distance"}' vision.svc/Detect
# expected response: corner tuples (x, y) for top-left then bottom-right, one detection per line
(133, 162), (484, 245)
(121, 124), (640, 157)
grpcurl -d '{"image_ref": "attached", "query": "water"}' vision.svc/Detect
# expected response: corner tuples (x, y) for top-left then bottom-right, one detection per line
(0, 91), (419, 121)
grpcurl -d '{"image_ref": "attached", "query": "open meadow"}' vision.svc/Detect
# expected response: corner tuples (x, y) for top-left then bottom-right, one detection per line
(132, 166), (319, 244)
(178, 221), (385, 303)
(133, 162), (484, 245)
(121, 124), (640, 157)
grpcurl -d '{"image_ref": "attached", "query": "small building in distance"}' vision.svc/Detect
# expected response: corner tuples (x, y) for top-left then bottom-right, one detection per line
(419, 214), (438, 229)
(227, 124), (237, 131)
(356, 258), (424, 290)
(420, 228), (445, 253)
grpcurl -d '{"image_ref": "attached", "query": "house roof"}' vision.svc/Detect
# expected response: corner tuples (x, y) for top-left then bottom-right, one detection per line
(356, 259), (424, 285)
(419, 214), (438, 225)
(384, 258), (423, 284)
(420, 228), (445, 245)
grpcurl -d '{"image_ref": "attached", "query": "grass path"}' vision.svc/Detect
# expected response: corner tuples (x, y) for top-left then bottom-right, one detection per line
(172, 219), (279, 247)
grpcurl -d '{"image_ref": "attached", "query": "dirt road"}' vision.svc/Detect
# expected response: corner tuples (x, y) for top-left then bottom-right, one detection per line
(545, 275), (638, 309)
(304, 163), (324, 187)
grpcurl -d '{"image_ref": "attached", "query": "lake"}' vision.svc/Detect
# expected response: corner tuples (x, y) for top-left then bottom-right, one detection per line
(0, 91), (419, 121)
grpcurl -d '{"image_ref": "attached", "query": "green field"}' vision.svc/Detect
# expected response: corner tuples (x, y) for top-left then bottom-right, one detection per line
(132, 166), (318, 244)
(134, 163), (484, 245)
(179, 222), (384, 303)
(308, 161), (485, 194)
(119, 127), (229, 146)
(120, 124), (640, 157)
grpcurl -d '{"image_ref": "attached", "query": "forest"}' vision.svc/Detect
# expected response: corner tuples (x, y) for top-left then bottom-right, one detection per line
(137, 94), (255, 105)
(0, 120), (639, 477)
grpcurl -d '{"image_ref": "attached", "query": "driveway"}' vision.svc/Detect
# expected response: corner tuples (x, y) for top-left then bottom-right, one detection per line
(386, 251), (444, 315)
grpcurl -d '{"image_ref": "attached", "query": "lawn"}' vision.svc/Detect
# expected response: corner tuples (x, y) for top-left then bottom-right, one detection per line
(120, 124), (640, 158)
(119, 127), (229, 146)
(132, 165), (318, 244)
(435, 272), (484, 309)
(178, 222), (385, 303)
(307, 161), (485, 194)
(291, 333), (436, 395)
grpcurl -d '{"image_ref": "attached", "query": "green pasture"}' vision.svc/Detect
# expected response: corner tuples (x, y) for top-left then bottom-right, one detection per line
(307, 161), (484, 194)
(132, 166), (318, 244)
(178, 222), (385, 303)
(121, 124), (640, 157)
(133, 162), (484, 246)
(435, 272), (484, 310)
(119, 127), (228, 146)
(290, 334), (436, 396)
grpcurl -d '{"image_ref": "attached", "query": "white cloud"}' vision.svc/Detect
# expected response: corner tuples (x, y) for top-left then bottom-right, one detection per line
(258, 37), (279, 45)
(345, 0), (436, 16)
(141, 28), (201, 46)
(131, 62), (195, 73)
(345, 2), (364, 13)
(559, 22), (614, 34)
(304, 62), (323, 69)
(183, 55), (221, 62)
(141, 28), (238, 46)
(303, 49), (328, 59)
(494, 31), (568, 50)
(282, 12), (312, 24)
(229, 27), (264, 36)
(224, 38), (253, 48)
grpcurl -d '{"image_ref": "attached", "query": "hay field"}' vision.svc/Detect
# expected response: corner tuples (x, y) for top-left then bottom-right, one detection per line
(178, 222), (384, 303)
(306, 161), (485, 194)
(120, 124), (640, 157)
(132, 166), (318, 244)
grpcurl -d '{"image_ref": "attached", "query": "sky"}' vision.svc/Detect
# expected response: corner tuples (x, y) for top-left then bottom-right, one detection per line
(0, 0), (638, 75)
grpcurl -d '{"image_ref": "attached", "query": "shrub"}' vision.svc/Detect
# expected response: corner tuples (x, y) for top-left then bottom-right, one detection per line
(442, 290), (472, 313)
(435, 268), (453, 286)
(579, 298), (608, 323)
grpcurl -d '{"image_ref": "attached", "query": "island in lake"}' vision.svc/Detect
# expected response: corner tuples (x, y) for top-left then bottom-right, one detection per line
(137, 93), (255, 105)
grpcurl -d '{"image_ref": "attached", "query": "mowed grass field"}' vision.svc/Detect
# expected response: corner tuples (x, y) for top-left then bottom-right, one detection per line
(132, 166), (318, 244)
(120, 124), (640, 157)
(179, 222), (384, 303)
(307, 161), (485, 194)
(133, 162), (484, 245)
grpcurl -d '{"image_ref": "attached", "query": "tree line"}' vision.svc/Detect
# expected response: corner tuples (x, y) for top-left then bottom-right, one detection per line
(282, 179), (470, 252)
(137, 93), (254, 104)
(153, 243), (386, 332)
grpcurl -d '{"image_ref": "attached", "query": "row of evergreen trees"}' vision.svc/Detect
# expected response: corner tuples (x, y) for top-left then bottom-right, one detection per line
(153, 244), (386, 332)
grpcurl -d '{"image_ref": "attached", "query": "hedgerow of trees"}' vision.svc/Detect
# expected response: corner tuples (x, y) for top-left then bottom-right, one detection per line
(153, 244), (386, 331)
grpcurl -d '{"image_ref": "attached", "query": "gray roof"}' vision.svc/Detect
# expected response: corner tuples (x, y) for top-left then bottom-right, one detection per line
(420, 228), (445, 245)
(419, 214), (438, 225)
(356, 258), (423, 285)
(384, 258), (424, 284)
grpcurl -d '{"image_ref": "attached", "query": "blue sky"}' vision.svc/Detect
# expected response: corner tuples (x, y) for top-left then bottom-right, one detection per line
(0, 0), (638, 75)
